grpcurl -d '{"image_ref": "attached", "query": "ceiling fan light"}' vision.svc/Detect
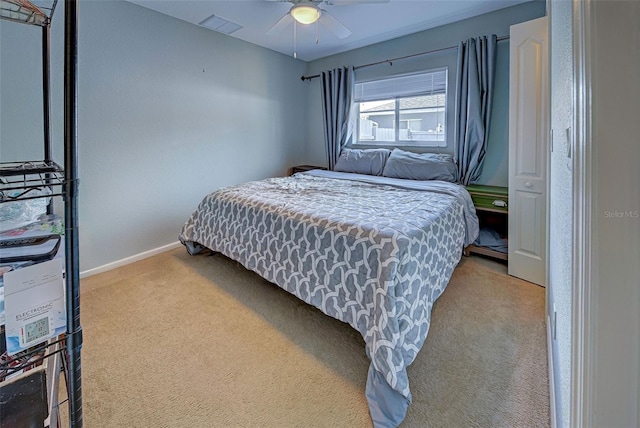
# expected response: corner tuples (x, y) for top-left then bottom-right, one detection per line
(290, 5), (320, 25)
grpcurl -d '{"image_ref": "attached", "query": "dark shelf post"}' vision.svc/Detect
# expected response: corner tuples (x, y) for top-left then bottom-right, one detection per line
(42, 24), (53, 214)
(64, 0), (83, 426)
(42, 25), (52, 162)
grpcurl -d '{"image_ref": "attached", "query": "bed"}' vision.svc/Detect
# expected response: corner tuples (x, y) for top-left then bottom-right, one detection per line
(179, 152), (479, 427)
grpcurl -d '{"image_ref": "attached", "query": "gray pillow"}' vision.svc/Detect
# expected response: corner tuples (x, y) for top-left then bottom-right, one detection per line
(333, 148), (392, 176)
(382, 148), (457, 182)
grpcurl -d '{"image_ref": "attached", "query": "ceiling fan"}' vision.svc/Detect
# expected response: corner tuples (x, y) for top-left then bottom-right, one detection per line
(266, 0), (389, 57)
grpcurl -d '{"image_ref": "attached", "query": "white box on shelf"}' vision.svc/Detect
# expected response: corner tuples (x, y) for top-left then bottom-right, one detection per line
(3, 259), (66, 355)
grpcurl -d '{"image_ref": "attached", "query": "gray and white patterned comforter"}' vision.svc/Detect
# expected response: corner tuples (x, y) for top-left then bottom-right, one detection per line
(179, 170), (479, 427)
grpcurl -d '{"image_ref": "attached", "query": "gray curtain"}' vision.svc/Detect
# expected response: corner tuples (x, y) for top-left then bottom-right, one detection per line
(321, 66), (355, 170)
(454, 35), (497, 185)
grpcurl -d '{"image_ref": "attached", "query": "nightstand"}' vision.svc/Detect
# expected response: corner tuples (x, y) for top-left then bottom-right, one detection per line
(289, 165), (328, 175)
(464, 184), (508, 261)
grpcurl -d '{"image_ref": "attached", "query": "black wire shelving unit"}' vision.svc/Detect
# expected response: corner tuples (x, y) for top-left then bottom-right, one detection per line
(0, 0), (83, 426)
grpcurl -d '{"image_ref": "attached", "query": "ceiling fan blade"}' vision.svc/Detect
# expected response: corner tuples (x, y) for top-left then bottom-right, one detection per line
(319, 10), (351, 39)
(266, 13), (293, 35)
(326, 0), (389, 5)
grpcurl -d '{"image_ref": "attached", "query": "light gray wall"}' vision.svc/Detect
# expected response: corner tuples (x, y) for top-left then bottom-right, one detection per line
(588, 1), (640, 426)
(548, 1), (573, 426)
(303, 0), (546, 187)
(1, 1), (308, 272)
(0, 20), (61, 161)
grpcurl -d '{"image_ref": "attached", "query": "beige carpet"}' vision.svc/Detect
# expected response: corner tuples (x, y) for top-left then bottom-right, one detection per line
(72, 248), (549, 427)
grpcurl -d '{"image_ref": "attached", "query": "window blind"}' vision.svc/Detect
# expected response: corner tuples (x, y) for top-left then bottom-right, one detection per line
(354, 69), (447, 103)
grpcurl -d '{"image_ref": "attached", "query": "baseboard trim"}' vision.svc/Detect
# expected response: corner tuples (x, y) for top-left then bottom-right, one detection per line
(80, 241), (182, 279)
(547, 314), (558, 428)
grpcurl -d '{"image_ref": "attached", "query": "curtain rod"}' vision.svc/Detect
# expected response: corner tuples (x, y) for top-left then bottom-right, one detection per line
(300, 34), (509, 81)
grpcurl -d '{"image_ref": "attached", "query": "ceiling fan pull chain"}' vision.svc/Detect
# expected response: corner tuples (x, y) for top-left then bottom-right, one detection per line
(315, 20), (319, 44)
(293, 20), (297, 59)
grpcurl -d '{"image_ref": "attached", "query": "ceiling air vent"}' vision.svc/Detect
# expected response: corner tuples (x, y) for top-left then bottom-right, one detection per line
(199, 14), (243, 35)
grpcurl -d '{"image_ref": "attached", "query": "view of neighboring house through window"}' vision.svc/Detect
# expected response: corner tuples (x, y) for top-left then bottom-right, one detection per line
(354, 69), (447, 147)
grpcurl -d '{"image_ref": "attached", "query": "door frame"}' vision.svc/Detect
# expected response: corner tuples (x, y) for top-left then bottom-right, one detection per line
(570, 0), (595, 426)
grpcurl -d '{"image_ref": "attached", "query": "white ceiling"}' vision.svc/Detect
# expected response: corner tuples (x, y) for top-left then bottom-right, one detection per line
(128, 0), (532, 62)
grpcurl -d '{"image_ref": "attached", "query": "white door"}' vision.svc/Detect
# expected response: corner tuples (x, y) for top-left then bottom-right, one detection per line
(508, 16), (548, 286)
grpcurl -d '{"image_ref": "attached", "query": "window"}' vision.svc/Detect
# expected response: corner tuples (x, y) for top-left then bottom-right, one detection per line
(354, 69), (447, 147)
